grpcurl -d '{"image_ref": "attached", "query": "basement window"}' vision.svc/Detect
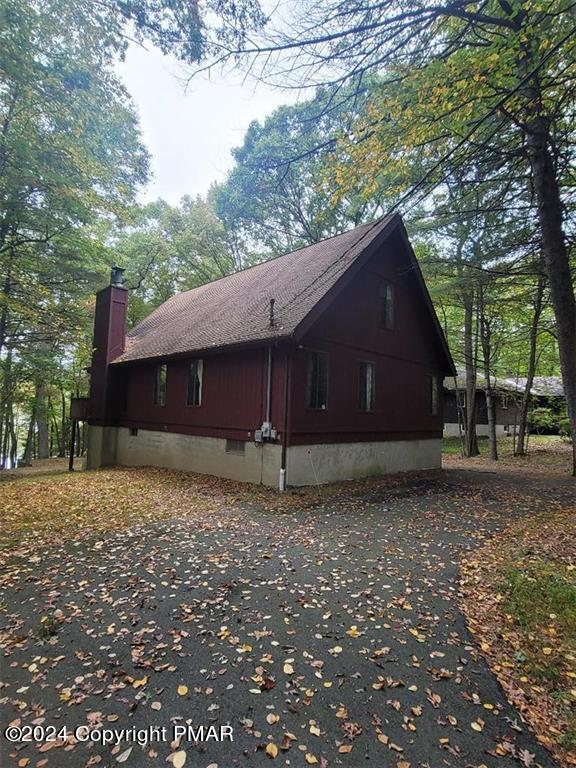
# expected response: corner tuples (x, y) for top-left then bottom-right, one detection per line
(358, 361), (375, 412)
(380, 282), (394, 329)
(225, 439), (245, 454)
(187, 359), (203, 407)
(306, 350), (328, 410)
(154, 364), (167, 406)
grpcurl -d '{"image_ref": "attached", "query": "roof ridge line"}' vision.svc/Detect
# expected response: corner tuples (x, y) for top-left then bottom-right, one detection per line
(166, 216), (388, 302)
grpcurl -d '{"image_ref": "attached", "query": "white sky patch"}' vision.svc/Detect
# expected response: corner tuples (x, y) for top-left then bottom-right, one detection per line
(116, 44), (301, 204)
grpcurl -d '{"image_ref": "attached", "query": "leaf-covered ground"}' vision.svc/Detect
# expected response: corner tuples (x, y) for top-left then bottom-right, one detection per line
(443, 436), (573, 476)
(0, 465), (573, 768)
(461, 502), (576, 766)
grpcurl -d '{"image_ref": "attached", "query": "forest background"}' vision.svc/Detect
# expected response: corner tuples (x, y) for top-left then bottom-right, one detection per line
(1, 0), (573, 470)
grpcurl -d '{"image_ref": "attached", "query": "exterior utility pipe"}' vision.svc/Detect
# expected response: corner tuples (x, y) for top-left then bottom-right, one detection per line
(265, 345), (272, 426)
(279, 347), (292, 491)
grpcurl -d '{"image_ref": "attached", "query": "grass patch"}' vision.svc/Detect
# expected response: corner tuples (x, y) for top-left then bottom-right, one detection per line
(461, 507), (576, 765)
(502, 562), (576, 633)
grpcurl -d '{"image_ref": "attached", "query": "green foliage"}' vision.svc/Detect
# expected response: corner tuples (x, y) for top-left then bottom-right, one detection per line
(529, 407), (558, 433)
(0, 0), (149, 463)
(113, 196), (239, 328)
(215, 87), (387, 254)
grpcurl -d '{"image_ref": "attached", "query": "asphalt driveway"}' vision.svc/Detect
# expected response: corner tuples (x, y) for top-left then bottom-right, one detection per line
(1, 469), (572, 768)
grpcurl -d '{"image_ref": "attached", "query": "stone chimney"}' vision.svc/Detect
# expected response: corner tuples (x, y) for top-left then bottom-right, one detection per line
(88, 266), (128, 421)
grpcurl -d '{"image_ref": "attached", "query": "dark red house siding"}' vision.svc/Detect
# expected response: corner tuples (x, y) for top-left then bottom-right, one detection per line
(92, 228), (447, 449)
(287, 239), (444, 444)
(109, 346), (290, 443)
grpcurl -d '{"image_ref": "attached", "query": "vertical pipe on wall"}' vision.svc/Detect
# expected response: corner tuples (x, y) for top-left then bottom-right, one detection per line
(280, 347), (292, 491)
(265, 345), (273, 425)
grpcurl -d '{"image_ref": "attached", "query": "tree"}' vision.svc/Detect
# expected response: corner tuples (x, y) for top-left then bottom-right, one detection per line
(112, 196), (240, 327)
(0, 0), (149, 465)
(215, 88), (387, 253)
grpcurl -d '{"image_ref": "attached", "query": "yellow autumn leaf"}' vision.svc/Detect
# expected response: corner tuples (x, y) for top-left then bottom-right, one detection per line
(239, 643), (252, 653)
(172, 750), (187, 768)
(177, 685), (188, 696)
(265, 743), (278, 758)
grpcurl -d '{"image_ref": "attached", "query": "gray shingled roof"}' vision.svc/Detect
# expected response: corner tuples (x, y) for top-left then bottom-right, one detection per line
(444, 369), (564, 398)
(114, 214), (398, 364)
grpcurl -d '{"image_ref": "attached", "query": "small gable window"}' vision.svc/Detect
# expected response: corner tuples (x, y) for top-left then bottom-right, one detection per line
(358, 361), (375, 412)
(154, 364), (167, 406)
(380, 282), (394, 329)
(187, 359), (203, 407)
(431, 375), (439, 416)
(306, 350), (328, 410)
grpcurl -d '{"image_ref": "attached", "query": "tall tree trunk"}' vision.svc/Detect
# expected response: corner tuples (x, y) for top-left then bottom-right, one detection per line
(8, 411), (17, 468)
(48, 397), (62, 457)
(463, 288), (479, 457)
(516, 268), (545, 455)
(525, 115), (576, 476)
(0, 240), (13, 354)
(1, 406), (10, 469)
(0, 348), (13, 468)
(21, 404), (36, 467)
(479, 287), (498, 461)
(35, 380), (50, 459)
(61, 387), (67, 457)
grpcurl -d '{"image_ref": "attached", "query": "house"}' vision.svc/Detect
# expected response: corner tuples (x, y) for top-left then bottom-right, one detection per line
(443, 370), (565, 437)
(84, 213), (455, 488)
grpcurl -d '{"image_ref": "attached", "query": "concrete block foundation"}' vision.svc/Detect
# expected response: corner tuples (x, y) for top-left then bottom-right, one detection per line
(285, 438), (441, 486)
(86, 426), (442, 488)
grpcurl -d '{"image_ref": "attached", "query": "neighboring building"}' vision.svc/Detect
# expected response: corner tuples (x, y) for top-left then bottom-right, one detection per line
(443, 370), (564, 437)
(84, 213), (455, 488)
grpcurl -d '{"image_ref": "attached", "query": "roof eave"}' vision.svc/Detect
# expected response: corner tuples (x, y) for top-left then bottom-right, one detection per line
(110, 333), (297, 366)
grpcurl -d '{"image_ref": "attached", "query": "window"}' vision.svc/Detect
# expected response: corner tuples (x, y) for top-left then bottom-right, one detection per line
(187, 359), (203, 407)
(306, 350), (328, 410)
(501, 394), (509, 409)
(431, 375), (439, 416)
(154, 364), (167, 406)
(225, 439), (245, 454)
(358, 361), (375, 412)
(380, 282), (394, 329)
(129, 427), (138, 437)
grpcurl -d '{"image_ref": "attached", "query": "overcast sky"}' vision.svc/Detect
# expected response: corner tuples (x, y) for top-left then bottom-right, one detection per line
(117, 44), (299, 205)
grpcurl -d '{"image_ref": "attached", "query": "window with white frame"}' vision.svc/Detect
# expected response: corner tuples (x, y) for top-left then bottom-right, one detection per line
(380, 282), (394, 329)
(154, 364), (167, 406)
(306, 350), (328, 410)
(358, 361), (375, 412)
(431, 375), (439, 415)
(187, 359), (203, 407)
